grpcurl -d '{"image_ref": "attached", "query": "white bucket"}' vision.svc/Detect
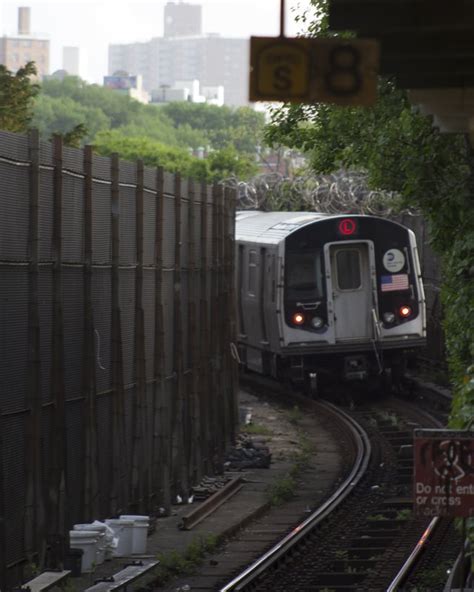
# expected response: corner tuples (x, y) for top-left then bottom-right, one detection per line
(73, 524), (107, 565)
(69, 530), (100, 573)
(105, 519), (134, 556)
(119, 515), (149, 554)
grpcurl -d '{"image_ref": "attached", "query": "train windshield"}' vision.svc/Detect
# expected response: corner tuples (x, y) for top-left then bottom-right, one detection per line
(285, 251), (324, 300)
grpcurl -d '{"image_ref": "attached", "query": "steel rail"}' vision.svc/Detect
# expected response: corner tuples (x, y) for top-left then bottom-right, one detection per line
(385, 399), (445, 592)
(219, 400), (372, 592)
(386, 517), (440, 592)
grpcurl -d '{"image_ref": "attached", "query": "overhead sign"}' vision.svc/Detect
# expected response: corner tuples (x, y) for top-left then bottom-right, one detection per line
(414, 429), (474, 518)
(249, 36), (379, 106)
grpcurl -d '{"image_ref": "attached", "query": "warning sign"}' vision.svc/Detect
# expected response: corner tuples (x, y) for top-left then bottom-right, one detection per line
(414, 429), (474, 518)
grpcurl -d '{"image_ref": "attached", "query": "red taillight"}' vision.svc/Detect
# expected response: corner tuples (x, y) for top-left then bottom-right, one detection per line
(292, 312), (305, 326)
(399, 305), (412, 318)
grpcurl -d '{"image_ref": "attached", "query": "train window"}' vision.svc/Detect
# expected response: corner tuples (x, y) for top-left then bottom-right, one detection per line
(336, 250), (361, 290)
(248, 250), (257, 295)
(285, 251), (323, 299)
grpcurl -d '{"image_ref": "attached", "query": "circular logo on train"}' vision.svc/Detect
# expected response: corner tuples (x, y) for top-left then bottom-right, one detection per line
(383, 249), (405, 272)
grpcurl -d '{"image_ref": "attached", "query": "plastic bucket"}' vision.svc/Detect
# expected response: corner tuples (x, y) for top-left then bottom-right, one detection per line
(119, 515), (149, 554)
(69, 530), (99, 573)
(105, 519), (134, 557)
(73, 524), (107, 564)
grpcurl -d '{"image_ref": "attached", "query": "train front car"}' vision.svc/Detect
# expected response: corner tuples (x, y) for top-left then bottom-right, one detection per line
(282, 214), (426, 393)
(236, 211), (426, 395)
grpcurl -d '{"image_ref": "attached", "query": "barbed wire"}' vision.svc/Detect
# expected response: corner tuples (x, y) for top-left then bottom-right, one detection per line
(220, 169), (416, 216)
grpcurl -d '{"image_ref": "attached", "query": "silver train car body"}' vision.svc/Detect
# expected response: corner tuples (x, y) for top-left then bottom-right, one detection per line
(235, 210), (426, 391)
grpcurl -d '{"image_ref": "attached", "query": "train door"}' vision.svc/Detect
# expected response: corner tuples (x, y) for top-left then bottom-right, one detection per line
(328, 243), (373, 340)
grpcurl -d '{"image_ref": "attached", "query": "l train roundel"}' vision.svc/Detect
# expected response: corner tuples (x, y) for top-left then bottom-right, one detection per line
(338, 218), (357, 236)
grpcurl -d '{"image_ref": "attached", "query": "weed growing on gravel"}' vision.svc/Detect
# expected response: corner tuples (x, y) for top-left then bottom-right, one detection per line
(367, 514), (388, 521)
(266, 474), (296, 506)
(287, 405), (303, 425)
(396, 508), (412, 520)
(378, 411), (399, 427)
(243, 422), (273, 436)
(155, 535), (218, 584)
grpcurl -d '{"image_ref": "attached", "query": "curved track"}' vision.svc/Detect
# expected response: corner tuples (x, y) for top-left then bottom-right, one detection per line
(220, 383), (454, 592)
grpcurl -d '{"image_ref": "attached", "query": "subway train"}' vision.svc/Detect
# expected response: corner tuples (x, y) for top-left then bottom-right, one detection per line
(235, 211), (426, 395)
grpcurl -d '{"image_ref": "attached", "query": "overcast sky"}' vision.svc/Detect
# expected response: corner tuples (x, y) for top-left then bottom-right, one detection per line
(1, 0), (313, 83)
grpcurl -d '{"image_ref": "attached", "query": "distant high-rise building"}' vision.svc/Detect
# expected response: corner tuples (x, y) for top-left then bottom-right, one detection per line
(0, 7), (49, 78)
(164, 1), (202, 37)
(108, 2), (249, 107)
(109, 35), (248, 106)
(63, 46), (80, 76)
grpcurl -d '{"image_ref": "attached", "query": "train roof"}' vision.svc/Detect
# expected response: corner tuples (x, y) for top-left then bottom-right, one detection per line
(235, 210), (333, 244)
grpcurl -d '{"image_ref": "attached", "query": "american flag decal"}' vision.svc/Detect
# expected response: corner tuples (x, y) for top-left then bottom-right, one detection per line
(381, 274), (409, 292)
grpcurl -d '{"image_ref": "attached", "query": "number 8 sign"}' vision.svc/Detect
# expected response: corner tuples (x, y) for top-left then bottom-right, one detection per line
(312, 38), (379, 107)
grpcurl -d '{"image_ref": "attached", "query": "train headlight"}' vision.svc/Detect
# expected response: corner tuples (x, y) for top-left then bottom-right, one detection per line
(382, 312), (396, 324)
(292, 312), (305, 326)
(310, 316), (324, 329)
(399, 305), (412, 319)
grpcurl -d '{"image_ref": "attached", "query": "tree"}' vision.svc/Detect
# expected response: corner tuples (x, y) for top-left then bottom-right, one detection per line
(0, 61), (39, 132)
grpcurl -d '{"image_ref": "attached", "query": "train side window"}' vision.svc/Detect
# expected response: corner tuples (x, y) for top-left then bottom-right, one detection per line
(248, 249), (257, 296)
(336, 250), (361, 290)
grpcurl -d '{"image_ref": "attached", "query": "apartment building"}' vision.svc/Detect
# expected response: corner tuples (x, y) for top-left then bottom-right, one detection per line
(108, 2), (249, 106)
(0, 7), (49, 77)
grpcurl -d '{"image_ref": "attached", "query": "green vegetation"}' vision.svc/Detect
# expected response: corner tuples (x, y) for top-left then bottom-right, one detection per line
(265, 474), (297, 506)
(155, 535), (218, 584)
(266, 431), (314, 506)
(242, 422), (273, 436)
(367, 514), (388, 522)
(0, 62), (39, 132)
(396, 508), (412, 521)
(287, 405), (304, 425)
(26, 75), (264, 180)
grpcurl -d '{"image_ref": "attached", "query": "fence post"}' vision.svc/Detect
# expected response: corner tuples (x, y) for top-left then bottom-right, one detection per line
(199, 182), (211, 475)
(132, 159), (149, 512)
(187, 179), (201, 482)
(24, 128), (45, 561)
(172, 174), (190, 499)
(50, 135), (67, 537)
(83, 145), (99, 521)
(153, 167), (171, 512)
(224, 187), (239, 442)
(209, 183), (221, 471)
(110, 153), (127, 514)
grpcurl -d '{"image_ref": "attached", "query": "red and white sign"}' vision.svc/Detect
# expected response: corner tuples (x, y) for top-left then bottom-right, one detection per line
(414, 429), (474, 518)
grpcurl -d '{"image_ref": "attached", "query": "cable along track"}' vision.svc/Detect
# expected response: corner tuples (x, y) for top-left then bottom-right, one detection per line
(220, 397), (448, 592)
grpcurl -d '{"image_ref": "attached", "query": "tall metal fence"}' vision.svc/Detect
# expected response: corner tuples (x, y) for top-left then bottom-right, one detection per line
(0, 129), (238, 587)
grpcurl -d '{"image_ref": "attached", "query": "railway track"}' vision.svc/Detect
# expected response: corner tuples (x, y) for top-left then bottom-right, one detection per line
(219, 379), (458, 592)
